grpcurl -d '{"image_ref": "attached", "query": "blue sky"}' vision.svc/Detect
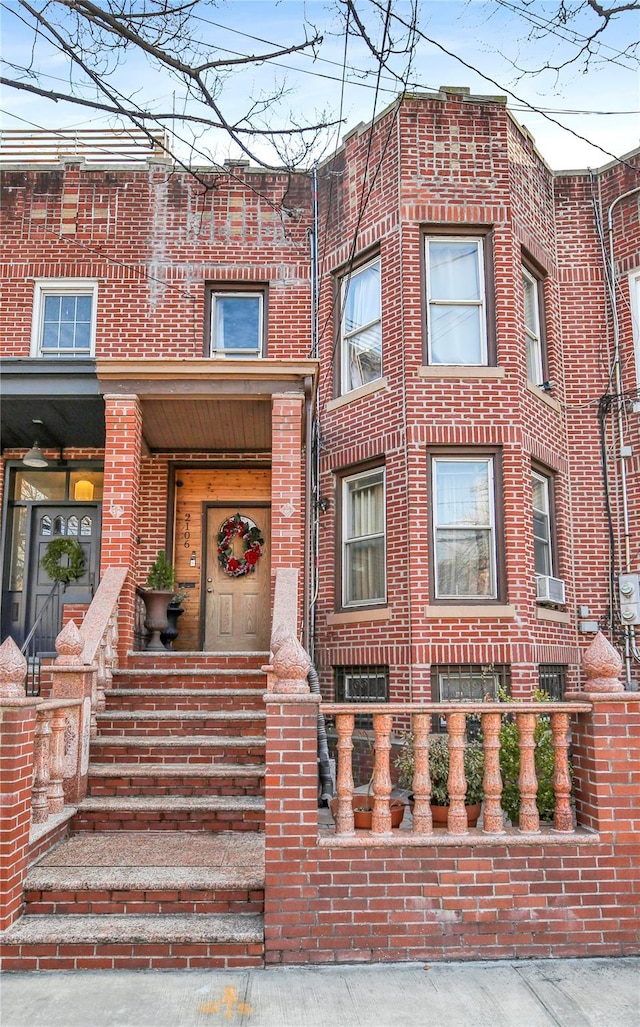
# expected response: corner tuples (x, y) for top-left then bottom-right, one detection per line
(1, 0), (638, 169)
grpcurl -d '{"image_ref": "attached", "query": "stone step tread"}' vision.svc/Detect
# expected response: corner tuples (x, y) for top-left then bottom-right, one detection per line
(78, 795), (265, 812)
(115, 668), (266, 679)
(92, 735), (265, 747)
(99, 710), (266, 721)
(26, 865), (265, 890)
(89, 762), (266, 777)
(108, 688), (265, 697)
(0, 913), (264, 946)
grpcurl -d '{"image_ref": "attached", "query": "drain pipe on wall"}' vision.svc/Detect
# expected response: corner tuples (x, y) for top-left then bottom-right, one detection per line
(606, 184), (640, 683)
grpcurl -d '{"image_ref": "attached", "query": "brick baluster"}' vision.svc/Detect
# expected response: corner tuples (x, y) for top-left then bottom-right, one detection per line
(371, 712), (393, 834)
(31, 709), (52, 824)
(516, 712), (540, 833)
(335, 713), (355, 835)
(0, 638), (39, 930)
(481, 710), (504, 833)
(446, 710), (468, 833)
(410, 712), (432, 834)
(551, 711), (573, 831)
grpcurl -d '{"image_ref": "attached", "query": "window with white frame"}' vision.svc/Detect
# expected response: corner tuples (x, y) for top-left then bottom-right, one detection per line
(340, 257), (382, 393)
(432, 456), (498, 599)
(342, 467), (386, 606)
(425, 237), (487, 365)
(31, 280), (97, 357)
(208, 290), (264, 358)
(523, 266), (544, 384)
(532, 469), (554, 577)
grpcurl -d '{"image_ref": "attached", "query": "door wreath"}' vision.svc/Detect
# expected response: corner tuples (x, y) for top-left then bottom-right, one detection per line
(41, 538), (86, 584)
(217, 513), (264, 578)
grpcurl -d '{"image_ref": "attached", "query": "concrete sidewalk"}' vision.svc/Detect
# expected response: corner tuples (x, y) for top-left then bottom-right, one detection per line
(1, 957), (638, 1027)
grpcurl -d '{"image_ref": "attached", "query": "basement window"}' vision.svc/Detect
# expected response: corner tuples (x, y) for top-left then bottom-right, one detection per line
(334, 665), (389, 728)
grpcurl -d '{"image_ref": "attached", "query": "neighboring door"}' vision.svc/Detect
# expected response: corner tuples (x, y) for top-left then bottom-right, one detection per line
(27, 505), (100, 651)
(204, 505), (270, 651)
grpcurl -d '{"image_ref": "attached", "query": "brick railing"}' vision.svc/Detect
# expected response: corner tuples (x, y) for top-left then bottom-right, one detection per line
(0, 567), (128, 929)
(322, 702), (591, 837)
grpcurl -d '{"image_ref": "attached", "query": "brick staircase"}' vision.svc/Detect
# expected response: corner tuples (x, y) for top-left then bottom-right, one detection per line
(1, 653), (268, 970)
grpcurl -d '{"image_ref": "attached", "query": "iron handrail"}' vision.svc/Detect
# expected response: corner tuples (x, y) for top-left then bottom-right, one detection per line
(20, 579), (63, 695)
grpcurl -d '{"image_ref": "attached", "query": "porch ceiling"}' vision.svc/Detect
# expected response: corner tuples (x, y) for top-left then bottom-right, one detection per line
(0, 359), (105, 450)
(140, 397), (271, 451)
(97, 357), (318, 454)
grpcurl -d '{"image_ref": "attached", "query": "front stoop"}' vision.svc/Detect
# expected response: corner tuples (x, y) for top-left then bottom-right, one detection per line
(1, 656), (269, 970)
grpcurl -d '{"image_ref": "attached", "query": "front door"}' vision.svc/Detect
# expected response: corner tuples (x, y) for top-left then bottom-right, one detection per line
(27, 505), (100, 650)
(204, 505), (270, 652)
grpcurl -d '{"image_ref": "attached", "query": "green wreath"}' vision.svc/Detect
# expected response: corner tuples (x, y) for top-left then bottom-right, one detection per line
(41, 538), (86, 584)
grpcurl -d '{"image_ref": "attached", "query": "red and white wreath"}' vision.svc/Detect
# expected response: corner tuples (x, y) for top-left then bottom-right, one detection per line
(217, 513), (264, 578)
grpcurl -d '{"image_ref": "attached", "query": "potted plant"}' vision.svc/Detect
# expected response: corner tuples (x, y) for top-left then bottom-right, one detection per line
(140, 550), (175, 650)
(160, 590), (188, 649)
(395, 731), (484, 827)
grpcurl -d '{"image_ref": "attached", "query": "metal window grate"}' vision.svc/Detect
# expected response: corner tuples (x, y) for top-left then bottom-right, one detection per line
(334, 665), (389, 728)
(538, 664), (566, 700)
(431, 664), (511, 737)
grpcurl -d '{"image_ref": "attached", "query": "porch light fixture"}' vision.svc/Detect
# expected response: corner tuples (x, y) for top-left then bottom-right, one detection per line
(22, 441), (48, 469)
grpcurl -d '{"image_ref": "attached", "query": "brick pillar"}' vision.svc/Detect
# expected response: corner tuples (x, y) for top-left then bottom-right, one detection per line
(0, 638), (38, 930)
(271, 393), (305, 583)
(263, 692), (320, 964)
(102, 394), (142, 659)
(567, 631), (639, 836)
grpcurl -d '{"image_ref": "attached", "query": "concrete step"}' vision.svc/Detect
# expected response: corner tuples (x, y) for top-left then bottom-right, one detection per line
(87, 762), (265, 798)
(0, 912), (264, 970)
(97, 709), (266, 736)
(104, 688), (265, 711)
(24, 831), (265, 914)
(91, 735), (265, 764)
(124, 652), (268, 672)
(72, 794), (265, 833)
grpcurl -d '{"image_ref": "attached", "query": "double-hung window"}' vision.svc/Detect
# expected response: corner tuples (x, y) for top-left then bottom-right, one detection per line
(340, 257), (381, 393)
(432, 456), (498, 599)
(209, 290), (264, 358)
(426, 237), (487, 364)
(31, 280), (97, 357)
(342, 467), (386, 607)
(532, 470), (553, 577)
(523, 266), (544, 384)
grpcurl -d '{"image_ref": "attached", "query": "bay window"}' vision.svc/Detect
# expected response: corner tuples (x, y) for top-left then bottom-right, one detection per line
(342, 466), (386, 606)
(432, 455), (498, 599)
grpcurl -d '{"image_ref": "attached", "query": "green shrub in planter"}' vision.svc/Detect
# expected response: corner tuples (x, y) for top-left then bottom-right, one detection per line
(145, 550), (175, 591)
(498, 688), (568, 824)
(395, 731), (484, 806)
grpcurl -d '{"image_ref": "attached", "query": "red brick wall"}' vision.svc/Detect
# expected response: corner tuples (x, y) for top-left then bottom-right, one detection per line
(0, 702), (38, 929)
(263, 696), (640, 965)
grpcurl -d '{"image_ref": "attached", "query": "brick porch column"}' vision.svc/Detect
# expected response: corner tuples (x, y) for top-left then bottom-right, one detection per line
(263, 632), (319, 964)
(271, 393), (305, 584)
(102, 394), (142, 659)
(568, 631), (640, 838)
(0, 639), (38, 930)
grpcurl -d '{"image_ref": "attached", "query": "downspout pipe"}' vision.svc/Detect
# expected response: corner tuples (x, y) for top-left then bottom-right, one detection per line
(606, 184), (640, 684)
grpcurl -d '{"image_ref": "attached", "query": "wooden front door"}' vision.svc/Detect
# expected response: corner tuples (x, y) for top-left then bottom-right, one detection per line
(204, 505), (271, 652)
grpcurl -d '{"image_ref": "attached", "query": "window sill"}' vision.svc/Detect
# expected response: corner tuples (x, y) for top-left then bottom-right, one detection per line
(418, 365), (505, 379)
(423, 604), (516, 620)
(327, 608), (390, 626)
(526, 382), (562, 412)
(327, 377), (388, 410)
(536, 606), (572, 624)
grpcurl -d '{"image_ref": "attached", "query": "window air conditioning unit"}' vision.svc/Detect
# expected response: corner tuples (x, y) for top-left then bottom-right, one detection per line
(536, 575), (566, 605)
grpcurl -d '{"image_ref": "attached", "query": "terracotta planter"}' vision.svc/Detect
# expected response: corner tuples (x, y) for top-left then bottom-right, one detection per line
(430, 802), (482, 828)
(140, 589), (174, 650)
(330, 795), (406, 829)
